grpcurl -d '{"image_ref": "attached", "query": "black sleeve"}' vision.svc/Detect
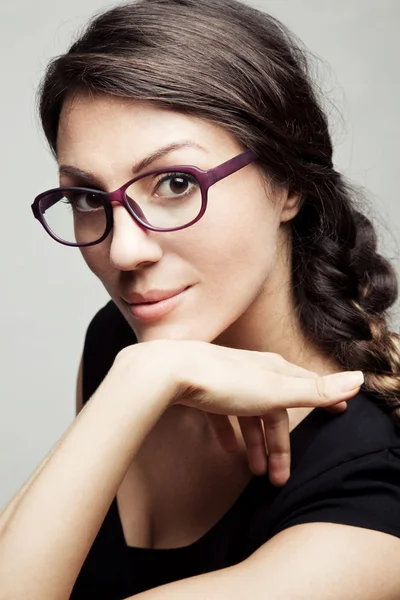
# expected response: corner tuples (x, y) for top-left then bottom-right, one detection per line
(270, 447), (400, 540)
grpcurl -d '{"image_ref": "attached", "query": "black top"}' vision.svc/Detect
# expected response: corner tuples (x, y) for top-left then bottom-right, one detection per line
(71, 301), (400, 600)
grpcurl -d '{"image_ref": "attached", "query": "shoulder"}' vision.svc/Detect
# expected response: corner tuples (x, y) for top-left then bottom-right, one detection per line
(272, 391), (400, 537)
(82, 300), (137, 403)
(244, 391), (400, 551)
(238, 397), (400, 599)
(290, 389), (400, 480)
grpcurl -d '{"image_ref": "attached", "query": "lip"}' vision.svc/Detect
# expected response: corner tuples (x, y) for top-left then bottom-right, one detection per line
(123, 286), (189, 305)
(123, 286), (191, 321)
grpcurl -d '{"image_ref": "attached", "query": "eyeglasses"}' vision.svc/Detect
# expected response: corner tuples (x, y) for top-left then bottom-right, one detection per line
(31, 149), (258, 247)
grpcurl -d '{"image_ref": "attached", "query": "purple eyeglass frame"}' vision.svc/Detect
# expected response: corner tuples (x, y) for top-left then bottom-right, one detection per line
(31, 148), (258, 247)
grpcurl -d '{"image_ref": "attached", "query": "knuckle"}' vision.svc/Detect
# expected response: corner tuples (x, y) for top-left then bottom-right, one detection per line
(268, 450), (290, 460)
(315, 376), (331, 402)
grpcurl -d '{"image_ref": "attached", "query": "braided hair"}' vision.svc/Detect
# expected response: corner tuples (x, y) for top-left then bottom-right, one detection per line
(37, 0), (400, 420)
(292, 169), (400, 420)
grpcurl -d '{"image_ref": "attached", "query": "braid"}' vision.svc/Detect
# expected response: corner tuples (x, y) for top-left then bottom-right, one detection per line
(36, 0), (400, 417)
(292, 170), (400, 422)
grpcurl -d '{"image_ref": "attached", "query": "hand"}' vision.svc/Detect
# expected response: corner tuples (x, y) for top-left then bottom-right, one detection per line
(165, 341), (363, 487)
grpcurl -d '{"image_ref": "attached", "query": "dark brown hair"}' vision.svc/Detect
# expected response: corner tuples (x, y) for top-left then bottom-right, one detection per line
(37, 0), (400, 420)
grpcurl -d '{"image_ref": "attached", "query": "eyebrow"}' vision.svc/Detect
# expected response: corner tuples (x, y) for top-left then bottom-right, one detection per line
(58, 141), (207, 186)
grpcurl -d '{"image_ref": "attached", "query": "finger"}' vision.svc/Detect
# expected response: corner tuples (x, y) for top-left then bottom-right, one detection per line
(255, 353), (319, 379)
(325, 401), (348, 414)
(257, 358), (350, 415)
(238, 417), (268, 476)
(204, 413), (240, 453)
(262, 409), (290, 488)
(264, 370), (364, 410)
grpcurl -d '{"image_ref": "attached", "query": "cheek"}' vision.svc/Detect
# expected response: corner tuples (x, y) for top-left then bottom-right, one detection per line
(184, 182), (280, 290)
(201, 181), (278, 261)
(79, 245), (112, 281)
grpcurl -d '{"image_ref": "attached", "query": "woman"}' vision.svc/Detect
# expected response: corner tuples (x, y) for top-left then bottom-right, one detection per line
(1, 0), (400, 598)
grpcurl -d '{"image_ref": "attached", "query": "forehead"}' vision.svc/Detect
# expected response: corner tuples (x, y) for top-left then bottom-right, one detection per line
(56, 93), (237, 165)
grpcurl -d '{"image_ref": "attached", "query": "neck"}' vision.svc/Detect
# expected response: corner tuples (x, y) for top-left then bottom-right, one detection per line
(157, 232), (340, 444)
(213, 234), (339, 378)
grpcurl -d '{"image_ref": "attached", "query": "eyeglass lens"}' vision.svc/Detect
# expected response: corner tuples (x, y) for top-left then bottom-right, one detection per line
(39, 171), (202, 244)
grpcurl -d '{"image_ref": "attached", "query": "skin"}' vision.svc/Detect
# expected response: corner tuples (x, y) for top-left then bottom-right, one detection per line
(57, 93), (340, 445)
(58, 93), (296, 349)
(1, 92), (398, 600)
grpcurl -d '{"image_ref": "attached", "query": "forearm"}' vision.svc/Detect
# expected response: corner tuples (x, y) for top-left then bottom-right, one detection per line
(0, 449), (55, 536)
(0, 349), (176, 600)
(0, 418), (81, 535)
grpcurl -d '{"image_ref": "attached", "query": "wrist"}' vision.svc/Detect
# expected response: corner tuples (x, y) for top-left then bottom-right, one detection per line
(110, 339), (182, 411)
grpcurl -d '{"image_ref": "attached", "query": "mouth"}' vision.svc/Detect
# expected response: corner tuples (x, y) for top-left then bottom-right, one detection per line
(123, 286), (192, 321)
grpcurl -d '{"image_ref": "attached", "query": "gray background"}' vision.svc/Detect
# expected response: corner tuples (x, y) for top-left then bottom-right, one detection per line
(1, 0), (399, 508)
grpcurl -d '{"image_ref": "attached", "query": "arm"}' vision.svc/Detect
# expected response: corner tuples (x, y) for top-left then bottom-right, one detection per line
(0, 356), (84, 538)
(0, 339), (363, 599)
(0, 343), (177, 600)
(128, 522), (400, 600)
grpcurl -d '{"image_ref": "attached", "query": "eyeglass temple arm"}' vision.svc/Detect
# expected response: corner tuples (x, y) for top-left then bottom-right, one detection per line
(208, 149), (258, 185)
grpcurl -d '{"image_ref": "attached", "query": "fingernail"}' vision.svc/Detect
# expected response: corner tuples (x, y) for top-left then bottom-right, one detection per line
(328, 371), (364, 393)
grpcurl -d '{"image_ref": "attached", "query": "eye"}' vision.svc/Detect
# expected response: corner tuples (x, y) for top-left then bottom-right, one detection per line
(62, 191), (104, 212)
(154, 173), (198, 199)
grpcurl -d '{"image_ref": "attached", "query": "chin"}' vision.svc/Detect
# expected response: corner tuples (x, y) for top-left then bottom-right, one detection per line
(131, 321), (214, 344)
(130, 310), (244, 347)
(113, 289), (246, 346)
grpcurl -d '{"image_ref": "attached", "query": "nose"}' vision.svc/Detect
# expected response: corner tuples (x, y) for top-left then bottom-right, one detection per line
(109, 204), (163, 270)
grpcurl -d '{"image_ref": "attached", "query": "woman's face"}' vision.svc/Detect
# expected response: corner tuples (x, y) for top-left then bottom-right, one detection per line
(57, 93), (299, 345)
